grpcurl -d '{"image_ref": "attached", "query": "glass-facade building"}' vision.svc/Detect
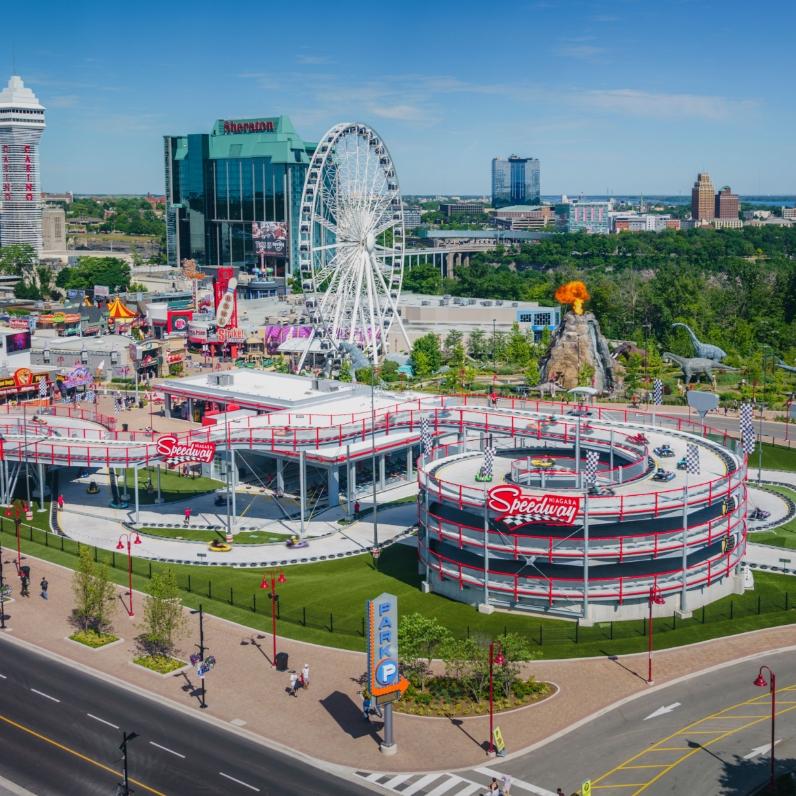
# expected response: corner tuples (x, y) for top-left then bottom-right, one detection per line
(491, 155), (540, 207)
(164, 117), (316, 278)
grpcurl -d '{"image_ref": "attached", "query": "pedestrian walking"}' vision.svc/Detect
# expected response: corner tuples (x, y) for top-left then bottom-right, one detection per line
(57, 494), (64, 510)
(40, 577), (48, 600)
(501, 774), (512, 795)
(20, 575), (29, 597)
(288, 670), (298, 697)
(354, 500), (361, 519)
(362, 689), (371, 720)
(302, 663), (310, 689)
(487, 778), (499, 793)
(556, 788), (565, 796)
(183, 506), (192, 527)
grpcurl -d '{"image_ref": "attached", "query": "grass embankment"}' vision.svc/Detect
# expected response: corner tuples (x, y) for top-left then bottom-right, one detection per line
(121, 466), (222, 504)
(139, 527), (287, 544)
(761, 442), (796, 472)
(6, 518), (796, 657)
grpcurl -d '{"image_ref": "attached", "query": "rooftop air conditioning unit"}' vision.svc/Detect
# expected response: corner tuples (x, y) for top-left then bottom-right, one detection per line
(209, 373), (234, 386)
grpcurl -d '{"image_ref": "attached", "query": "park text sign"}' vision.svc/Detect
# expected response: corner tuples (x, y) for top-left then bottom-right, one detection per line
(156, 434), (216, 466)
(366, 593), (409, 701)
(487, 484), (580, 526)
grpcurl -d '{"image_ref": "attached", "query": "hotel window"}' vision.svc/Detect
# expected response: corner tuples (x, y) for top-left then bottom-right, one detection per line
(534, 312), (552, 326)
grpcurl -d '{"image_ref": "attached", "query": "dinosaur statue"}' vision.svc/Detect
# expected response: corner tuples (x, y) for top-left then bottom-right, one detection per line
(777, 359), (796, 374)
(662, 352), (739, 385)
(671, 323), (727, 362)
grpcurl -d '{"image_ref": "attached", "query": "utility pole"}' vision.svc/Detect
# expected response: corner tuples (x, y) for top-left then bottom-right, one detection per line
(117, 731), (138, 796)
(190, 604), (207, 709)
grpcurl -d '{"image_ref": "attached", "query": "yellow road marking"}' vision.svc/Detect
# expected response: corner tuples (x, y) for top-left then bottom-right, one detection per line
(593, 684), (796, 796)
(0, 713), (166, 795)
(622, 764), (670, 769)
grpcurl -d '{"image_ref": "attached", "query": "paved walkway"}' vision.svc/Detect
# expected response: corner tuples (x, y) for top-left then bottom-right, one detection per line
(1, 552), (795, 776)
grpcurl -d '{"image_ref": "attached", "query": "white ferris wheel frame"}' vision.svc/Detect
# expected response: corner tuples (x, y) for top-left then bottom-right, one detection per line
(297, 122), (410, 372)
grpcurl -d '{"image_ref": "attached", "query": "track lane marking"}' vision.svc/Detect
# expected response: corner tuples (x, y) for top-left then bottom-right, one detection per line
(86, 713), (119, 729)
(219, 771), (260, 791)
(29, 688), (59, 703)
(149, 741), (185, 758)
(0, 674), (6, 679)
(0, 712), (166, 795)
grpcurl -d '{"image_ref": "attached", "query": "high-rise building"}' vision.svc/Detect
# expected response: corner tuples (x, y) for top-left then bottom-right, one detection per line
(0, 76), (46, 254)
(715, 186), (739, 219)
(491, 155), (540, 207)
(42, 206), (66, 253)
(164, 116), (315, 277)
(567, 201), (611, 234)
(691, 172), (715, 221)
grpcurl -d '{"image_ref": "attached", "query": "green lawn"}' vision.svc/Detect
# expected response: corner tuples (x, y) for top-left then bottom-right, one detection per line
(139, 526), (287, 544)
(121, 466), (223, 504)
(4, 516), (796, 657)
(760, 442), (796, 472)
(749, 485), (796, 550)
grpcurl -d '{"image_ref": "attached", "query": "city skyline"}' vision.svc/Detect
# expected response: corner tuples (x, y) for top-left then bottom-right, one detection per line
(3, 0), (795, 195)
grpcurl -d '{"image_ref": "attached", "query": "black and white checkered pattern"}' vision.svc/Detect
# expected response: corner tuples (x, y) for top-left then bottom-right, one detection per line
(479, 446), (495, 480)
(739, 403), (756, 454)
(653, 379), (663, 405)
(501, 513), (548, 526)
(685, 442), (700, 475)
(38, 377), (47, 399)
(584, 450), (600, 487)
(421, 415), (433, 457)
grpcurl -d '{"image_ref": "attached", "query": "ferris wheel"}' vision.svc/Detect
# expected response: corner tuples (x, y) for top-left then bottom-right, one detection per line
(297, 122), (410, 371)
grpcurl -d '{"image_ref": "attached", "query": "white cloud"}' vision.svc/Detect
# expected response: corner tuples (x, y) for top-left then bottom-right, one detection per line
(581, 89), (759, 120)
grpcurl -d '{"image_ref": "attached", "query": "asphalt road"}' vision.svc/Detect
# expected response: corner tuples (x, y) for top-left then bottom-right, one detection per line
(0, 638), (372, 796)
(478, 648), (796, 796)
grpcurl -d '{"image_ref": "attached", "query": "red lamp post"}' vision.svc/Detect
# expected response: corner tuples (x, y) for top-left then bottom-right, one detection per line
(260, 571), (286, 667)
(487, 640), (505, 755)
(753, 665), (777, 792)
(647, 585), (666, 684)
(116, 532), (142, 616)
(5, 501), (23, 575)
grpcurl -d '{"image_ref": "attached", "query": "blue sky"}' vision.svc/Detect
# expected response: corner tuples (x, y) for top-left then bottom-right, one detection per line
(7, 0), (795, 195)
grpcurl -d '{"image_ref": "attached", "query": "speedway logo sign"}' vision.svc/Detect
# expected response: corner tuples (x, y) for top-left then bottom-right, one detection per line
(487, 484), (580, 527)
(156, 434), (216, 465)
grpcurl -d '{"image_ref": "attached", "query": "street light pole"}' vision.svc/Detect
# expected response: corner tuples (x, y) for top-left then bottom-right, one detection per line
(753, 665), (777, 792)
(370, 367), (379, 558)
(4, 502), (22, 575)
(260, 571), (286, 667)
(116, 532), (141, 616)
(492, 319), (497, 374)
(117, 731), (138, 796)
(487, 640), (504, 755)
(0, 537), (6, 630)
(647, 585), (665, 684)
(190, 604), (207, 709)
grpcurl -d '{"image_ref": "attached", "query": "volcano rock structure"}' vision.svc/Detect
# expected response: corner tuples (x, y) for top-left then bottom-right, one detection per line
(539, 311), (620, 393)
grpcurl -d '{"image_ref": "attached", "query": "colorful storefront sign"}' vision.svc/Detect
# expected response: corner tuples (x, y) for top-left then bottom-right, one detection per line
(156, 434), (216, 465)
(365, 592), (409, 701)
(487, 484), (580, 526)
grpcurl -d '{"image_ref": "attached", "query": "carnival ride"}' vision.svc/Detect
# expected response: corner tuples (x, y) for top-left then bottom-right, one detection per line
(296, 122), (410, 373)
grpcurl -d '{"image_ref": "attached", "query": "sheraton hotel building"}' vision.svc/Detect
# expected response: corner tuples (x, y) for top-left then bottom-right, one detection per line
(163, 116), (316, 280)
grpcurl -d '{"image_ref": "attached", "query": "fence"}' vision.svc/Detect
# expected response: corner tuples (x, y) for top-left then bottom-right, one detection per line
(2, 517), (794, 653)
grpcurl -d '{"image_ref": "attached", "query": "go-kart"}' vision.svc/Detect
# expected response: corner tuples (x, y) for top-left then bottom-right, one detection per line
(286, 536), (309, 549)
(588, 484), (615, 497)
(214, 492), (231, 506)
(676, 457), (688, 470)
(530, 456), (555, 468)
(208, 538), (232, 552)
(627, 433), (649, 445)
(749, 507), (771, 521)
(653, 445), (674, 457)
(652, 468), (675, 482)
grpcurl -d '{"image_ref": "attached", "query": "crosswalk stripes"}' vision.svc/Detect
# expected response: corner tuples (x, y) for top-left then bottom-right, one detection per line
(355, 769), (555, 796)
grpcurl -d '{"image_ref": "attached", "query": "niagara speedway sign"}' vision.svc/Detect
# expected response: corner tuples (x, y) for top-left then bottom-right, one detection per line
(156, 434), (216, 466)
(487, 484), (580, 526)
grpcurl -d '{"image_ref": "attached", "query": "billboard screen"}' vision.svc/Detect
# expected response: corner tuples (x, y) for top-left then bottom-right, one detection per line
(6, 331), (31, 353)
(253, 221), (288, 257)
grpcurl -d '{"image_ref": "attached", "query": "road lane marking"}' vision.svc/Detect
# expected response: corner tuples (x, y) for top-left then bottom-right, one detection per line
(643, 702), (681, 720)
(86, 713), (119, 730)
(743, 739), (781, 760)
(149, 741), (186, 759)
(29, 688), (59, 703)
(0, 674), (7, 679)
(219, 771), (260, 792)
(402, 774), (441, 794)
(0, 712), (166, 795)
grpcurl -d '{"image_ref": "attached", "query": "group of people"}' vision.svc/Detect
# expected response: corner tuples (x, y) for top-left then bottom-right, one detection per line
(17, 569), (47, 600)
(288, 664), (311, 697)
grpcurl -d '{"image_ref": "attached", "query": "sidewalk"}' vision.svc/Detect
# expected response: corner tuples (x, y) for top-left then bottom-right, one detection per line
(1, 551), (795, 774)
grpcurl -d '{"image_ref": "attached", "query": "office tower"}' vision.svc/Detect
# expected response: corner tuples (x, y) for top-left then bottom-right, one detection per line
(691, 172), (715, 221)
(0, 76), (46, 253)
(715, 186), (739, 219)
(491, 155), (540, 207)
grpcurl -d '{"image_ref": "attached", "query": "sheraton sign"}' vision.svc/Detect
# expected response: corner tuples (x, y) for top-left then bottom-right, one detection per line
(222, 120), (274, 134)
(156, 434), (216, 465)
(487, 484), (580, 526)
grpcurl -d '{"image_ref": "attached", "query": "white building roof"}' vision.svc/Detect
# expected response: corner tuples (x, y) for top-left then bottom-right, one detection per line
(0, 76), (44, 110)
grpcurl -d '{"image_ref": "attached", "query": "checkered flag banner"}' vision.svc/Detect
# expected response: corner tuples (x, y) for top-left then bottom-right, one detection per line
(584, 450), (600, 487)
(479, 446), (495, 480)
(85, 389), (95, 403)
(685, 442), (700, 475)
(739, 403), (756, 455)
(38, 377), (47, 399)
(421, 414), (433, 457)
(653, 379), (663, 406)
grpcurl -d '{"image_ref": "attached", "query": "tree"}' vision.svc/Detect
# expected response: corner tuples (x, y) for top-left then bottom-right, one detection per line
(411, 333), (442, 374)
(524, 358), (541, 387)
(468, 328), (488, 362)
(398, 613), (452, 691)
(577, 363), (595, 387)
(71, 546), (116, 634)
(444, 330), (464, 361)
(61, 256), (131, 292)
(380, 360), (400, 382)
(411, 350), (432, 378)
(137, 570), (187, 658)
(506, 322), (532, 367)
(338, 359), (352, 382)
(403, 263), (442, 294)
